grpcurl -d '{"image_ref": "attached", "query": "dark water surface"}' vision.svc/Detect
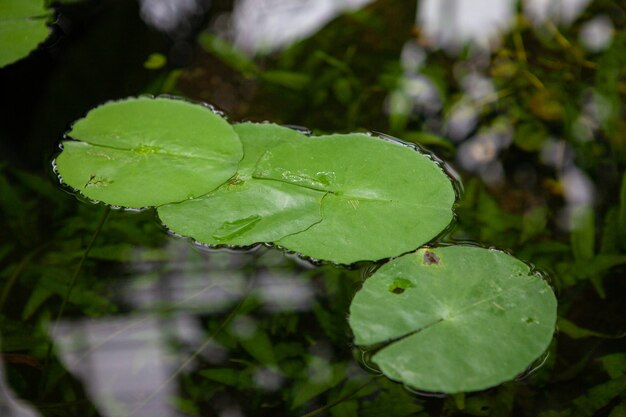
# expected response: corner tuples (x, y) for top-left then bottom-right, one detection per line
(1, 0), (625, 416)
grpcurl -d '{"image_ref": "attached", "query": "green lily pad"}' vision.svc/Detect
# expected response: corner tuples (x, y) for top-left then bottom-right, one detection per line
(253, 133), (457, 263)
(0, 0), (51, 68)
(232, 122), (308, 177)
(157, 123), (325, 246)
(349, 246), (557, 393)
(55, 97), (243, 208)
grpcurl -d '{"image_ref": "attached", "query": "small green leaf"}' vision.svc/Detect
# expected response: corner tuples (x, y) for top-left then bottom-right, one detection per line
(0, 316), (44, 352)
(197, 33), (258, 76)
(514, 122), (547, 151)
(290, 358), (347, 409)
(619, 171), (626, 250)
(255, 134), (457, 263)
(568, 255), (626, 282)
(260, 70), (310, 90)
(570, 206), (595, 261)
(143, 52), (166, 70)
(199, 368), (252, 389)
(0, 0), (51, 68)
(520, 206), (548, 244)
(597, 353), (626, 379)
(557, 318), (626, 340)
(565, 375), (626, 417)
(55, 97), (243, 208)
(609, 403), (626, 417)
(600, 207), (620, 254)
(22, 286), (53, 320)
(349, 246), (557, 393)
(237, 328), (278, 366)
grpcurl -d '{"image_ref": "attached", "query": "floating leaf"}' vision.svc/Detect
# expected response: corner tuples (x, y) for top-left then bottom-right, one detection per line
(254, 134), (456, 263)
(55, 97), (243, 208)
(232, 123), (307, 177)
(158, 123), (324, 246)
(349, 246), (557, 393)
(0, 0), (51, 68)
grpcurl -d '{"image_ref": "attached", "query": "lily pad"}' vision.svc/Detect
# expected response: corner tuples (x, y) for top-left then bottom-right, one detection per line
(55, 97), (243, 208)
(157, 123), (325, 246)
(253, 134), (457, 263)
(0, 0), (51, 68)
(349, 246), (557, 393)
(232, 122), (308, 177)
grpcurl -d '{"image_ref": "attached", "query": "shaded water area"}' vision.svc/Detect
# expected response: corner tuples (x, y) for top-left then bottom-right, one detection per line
(1, 0), (626, 416)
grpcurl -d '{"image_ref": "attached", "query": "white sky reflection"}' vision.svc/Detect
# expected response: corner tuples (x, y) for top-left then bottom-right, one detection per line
(139, 0), (209, 33)
(418, 0), (515, 52)
(232, 0), (374, 53)
(0, 359), (38, 417)
(523, 0), (591, 25)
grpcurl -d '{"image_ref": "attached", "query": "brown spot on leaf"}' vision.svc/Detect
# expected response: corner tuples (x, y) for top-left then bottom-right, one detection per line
(423, 251), (440, 265)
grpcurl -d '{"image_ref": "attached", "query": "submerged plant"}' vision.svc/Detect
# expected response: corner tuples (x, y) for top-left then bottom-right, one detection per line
(54, 95), (557, 394)
(0, 0), (53, 68)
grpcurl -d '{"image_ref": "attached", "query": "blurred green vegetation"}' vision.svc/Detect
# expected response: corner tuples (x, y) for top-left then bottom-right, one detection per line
(1, 0), (625, 416)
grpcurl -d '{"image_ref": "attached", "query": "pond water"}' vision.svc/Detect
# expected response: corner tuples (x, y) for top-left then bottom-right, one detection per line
(1, 0), (625, 416)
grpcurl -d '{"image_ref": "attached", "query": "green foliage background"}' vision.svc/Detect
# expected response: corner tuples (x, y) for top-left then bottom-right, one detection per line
(0, 0), (625, 416)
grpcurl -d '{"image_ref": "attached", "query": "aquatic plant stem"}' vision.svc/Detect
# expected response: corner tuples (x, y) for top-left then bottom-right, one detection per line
(38, 206), (110, 399)
(300, 378), (374, 417)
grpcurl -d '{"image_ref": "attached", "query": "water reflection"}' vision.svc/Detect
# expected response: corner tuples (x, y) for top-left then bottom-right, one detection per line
(390, 0), (602, 235)
(444, 100), (479, 142)
(418, 0), (515, 52)
(579, 15), (614, 51)
(53, 317), (189, 417)
(524, 0), (591, 25)
(0, 360), (38, 417)
(457, 119), (513, 186)
(2, 0), (618, 414)
(230, 0), (374, 53)
(256, 273), (315, 312)
(139, 0), (210, 34)
(40, 242), (317, 417)
(140, 0), (595, 52)
(539, 138), (595, 230)
(417, 0), (593, 53)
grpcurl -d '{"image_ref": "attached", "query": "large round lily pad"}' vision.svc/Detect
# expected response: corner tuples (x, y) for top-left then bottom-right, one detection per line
(157, 123), (325, 246)
(55, 97), (243, 208)
(349, 246), (557, 393)
(0, 0), (51, 68)
(253, 134), (457, 263)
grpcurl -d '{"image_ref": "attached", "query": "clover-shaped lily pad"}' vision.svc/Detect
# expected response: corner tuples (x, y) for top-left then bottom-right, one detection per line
(158, 123), (324, 246)
(55, 97), (243, 208)
(0, 0), (52, 68)
(349, 246), (557, 393)
(254, 134), (457, 263)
